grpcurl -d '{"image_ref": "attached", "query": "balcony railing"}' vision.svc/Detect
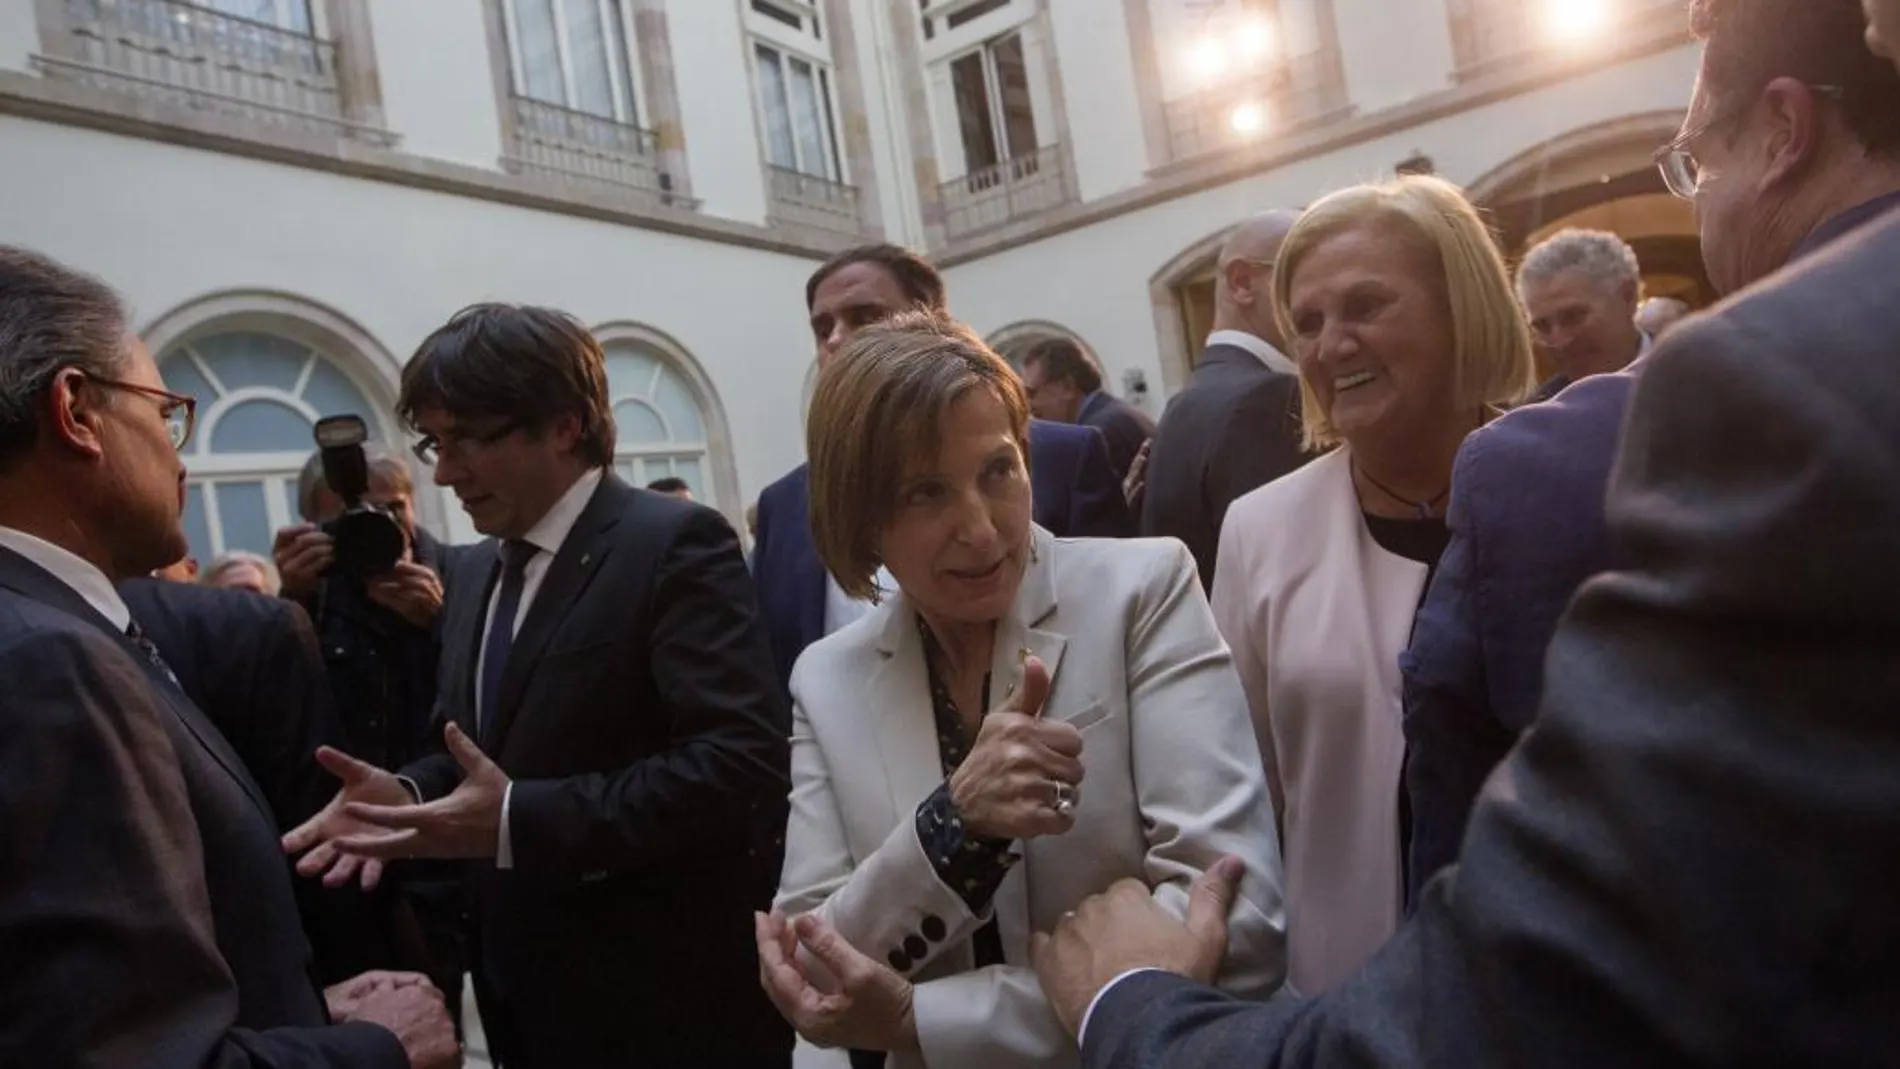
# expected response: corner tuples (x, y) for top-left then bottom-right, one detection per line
(1447, 0), (1687, 73)
(938, 143), (1071, 240)
(47, 0), (387, 141)
(1163, 47), (1350, 165)
(766, 165), (863, 236)
(506, 95), (686, 208)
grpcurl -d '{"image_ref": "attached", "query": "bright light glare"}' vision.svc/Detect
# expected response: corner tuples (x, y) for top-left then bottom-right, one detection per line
(1543, 0), (1612, 42)
(1188, 36), (1227, 80)
(1236, 18), (1276, 60)
(1230, 103), (1267, 136)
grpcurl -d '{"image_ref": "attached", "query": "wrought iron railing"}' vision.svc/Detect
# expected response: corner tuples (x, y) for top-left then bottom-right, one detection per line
(766, 165), (863, 236)
(938, 143), (1071, 240)
(1163, 46), (1350, 164)
(1446, 0), (1686, 72)
(49, 0), (386, 140)
(507, 94), (684, 206)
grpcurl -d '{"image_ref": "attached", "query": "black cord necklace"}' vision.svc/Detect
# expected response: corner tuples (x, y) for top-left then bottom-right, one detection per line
(1353, 458), (1449, 520)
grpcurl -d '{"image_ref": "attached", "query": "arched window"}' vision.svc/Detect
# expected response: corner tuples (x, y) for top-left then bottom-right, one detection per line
(160, 330), (389, 557)
(603, 340), (714, 499)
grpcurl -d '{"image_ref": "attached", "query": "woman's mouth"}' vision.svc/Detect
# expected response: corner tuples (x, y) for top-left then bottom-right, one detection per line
(947, 559), (1005, 582)
(1335, 370), (1378, 392)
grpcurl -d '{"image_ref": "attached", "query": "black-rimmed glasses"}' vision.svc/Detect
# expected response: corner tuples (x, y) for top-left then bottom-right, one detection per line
(411, 421), (523, 465)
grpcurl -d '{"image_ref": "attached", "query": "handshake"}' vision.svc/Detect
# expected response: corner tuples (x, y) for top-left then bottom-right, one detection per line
(324, 971), (462, 1069)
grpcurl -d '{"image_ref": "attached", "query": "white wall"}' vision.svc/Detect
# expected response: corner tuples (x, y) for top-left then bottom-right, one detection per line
(0, 117), (823, 538)
(945, 44), (1702, 403)
(367, 0), (506, 170)
(1049, 0), (1150, 202)
(671, 0), (772, 224)
(1330, 0), (1458, 114)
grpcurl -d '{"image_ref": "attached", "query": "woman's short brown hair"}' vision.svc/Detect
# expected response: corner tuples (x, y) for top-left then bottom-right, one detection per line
(807, 309), (1030, 600)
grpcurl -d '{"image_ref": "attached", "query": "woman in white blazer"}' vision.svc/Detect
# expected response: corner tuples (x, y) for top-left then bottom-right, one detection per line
(757, 311), (1287, 1069)
(1210, 176), (1535, 996)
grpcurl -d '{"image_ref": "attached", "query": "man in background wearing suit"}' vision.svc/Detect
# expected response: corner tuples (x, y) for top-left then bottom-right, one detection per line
(1402, 0), (1900, 904)
(1140, 210), (1307, 591)
(1030, 1), (1900, 1063)
(1020, 335), (1156, 484)
(284, 303), (794, 1067)
(1515, 229), (1650, 404)
(751, 244), (1131, 696)
(0, 245), (454, 1067)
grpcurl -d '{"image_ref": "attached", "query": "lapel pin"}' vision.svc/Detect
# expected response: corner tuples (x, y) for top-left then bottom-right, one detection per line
(581, 553), (591, 566)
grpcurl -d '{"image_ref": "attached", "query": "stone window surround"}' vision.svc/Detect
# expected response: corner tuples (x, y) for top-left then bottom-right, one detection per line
(32, 0), (392, 135)
(883, 0), (1080, 249)
(737, 0), (888, 243)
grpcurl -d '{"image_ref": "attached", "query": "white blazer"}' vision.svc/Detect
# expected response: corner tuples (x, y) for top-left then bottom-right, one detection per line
(1211, 447), (1430, 996)
(778, 528), (1287, 1069)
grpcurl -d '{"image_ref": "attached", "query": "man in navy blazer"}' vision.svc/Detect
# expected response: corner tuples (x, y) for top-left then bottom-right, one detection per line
(752, 245), (1132, 693)
(1400, 0), (1900, 903)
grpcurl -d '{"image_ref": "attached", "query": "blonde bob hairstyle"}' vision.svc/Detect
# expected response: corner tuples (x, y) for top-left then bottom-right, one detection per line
(806, 309), (1032, 601)
(1272, 174), (1535, 451)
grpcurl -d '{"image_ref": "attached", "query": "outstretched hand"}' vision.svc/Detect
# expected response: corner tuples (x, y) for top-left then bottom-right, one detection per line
(326, 722), (511, 863)
(281, 746), (411, 891)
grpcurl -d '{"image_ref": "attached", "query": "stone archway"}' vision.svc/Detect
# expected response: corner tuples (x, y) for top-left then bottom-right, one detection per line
(1147, 223), (1236, 395)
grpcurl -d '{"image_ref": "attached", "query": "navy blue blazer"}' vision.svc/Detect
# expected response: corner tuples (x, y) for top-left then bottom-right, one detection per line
(1399, 371), (1634, 906)
(751, 418), (1131, 693)
(1077, 390), (1157, 484)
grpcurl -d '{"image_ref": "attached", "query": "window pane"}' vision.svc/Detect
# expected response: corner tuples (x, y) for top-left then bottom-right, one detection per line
(608, 0), (639, 120)
(992, 33), (1038, 159)
(614, 400), (669, 444)
(282, 479), (304, 526)
(564, 0), (617, 118)
(211, 399), (312, 453)
(946, 0), (1010, 29)
(819, 68), (843, 180)
(750, 0), (803, 30)
(511, 0), (566, 103)
(159, 352), (218, 407)
(184, 482), (213, 560)
(605, 347), (660, 399)
(301, 359), (379, 428)
(215, 481), (273, 555)
(951, 50), (1000, 172)
(755, 44), (798, 170)
(671, 456), (704, 494)
(652, 369), (706, 440)
(788, 58), (836, 180)
(194, 333), (309, 393)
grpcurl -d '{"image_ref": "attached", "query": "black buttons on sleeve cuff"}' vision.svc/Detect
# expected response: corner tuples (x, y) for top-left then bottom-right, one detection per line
(921, 914), (946, 942)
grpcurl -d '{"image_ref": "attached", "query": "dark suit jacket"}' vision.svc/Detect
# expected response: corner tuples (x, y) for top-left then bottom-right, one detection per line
(1140, 343), (1307, 591)
(1080, 203), (1900, 1069)
(120, 577), (424, 986)
(0, 549), (403, 1068)
(402, 474), (792, 1067)
(751, 418), (1131, 694)
(1398, 370), (1634, 905)
(1077, 390), (1157, 484)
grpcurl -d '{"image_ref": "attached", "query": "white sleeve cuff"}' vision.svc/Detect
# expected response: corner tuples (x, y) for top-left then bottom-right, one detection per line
(396, 775), (423, 804)
(1078, 968), (1161, 1047)
(495, 781), (515, 869)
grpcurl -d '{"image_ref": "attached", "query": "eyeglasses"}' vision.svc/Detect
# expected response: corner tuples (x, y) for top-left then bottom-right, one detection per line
(88, 376), (197, 450)
(411, 420), (523, 465)
(1655, 83), (1845, 199)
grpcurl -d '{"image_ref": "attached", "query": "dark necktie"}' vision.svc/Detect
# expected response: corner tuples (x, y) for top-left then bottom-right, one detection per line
(479, 540), (537, 734)
(125, 620), (179, 687)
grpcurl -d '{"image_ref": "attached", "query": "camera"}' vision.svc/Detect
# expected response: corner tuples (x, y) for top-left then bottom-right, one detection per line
(314, 415), (408, 579)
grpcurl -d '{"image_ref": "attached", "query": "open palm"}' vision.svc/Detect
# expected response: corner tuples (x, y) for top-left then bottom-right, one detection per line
(281, 746), (411, 890)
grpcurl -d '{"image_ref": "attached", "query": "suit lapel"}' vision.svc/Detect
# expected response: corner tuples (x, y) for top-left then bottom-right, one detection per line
(487, 477), (625, 752)
(0, 548), (276, 823)
(457, 541), (501, 743)
(869, 599), (942, 837)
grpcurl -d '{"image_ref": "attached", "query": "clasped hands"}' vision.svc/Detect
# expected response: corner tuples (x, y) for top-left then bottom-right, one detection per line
(282, 722), (509, 890)
(322, 971), (461, 1068)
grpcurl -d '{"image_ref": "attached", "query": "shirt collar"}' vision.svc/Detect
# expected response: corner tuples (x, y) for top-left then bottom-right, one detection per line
(1791, 191), (1900, 262)
(518, 467), (605, 559)
(0, 525), (131, 631)
(1206, 330), (1297, 375)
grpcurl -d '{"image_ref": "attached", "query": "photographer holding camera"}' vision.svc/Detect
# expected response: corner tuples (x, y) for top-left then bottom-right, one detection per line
(272, 416), (468, 1024)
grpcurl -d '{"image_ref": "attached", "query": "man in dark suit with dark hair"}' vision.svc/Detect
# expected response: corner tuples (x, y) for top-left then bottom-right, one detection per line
(1402, 0), (1900, 904)
(1020, 336), (1156, 484)
(1017, 3), (1900, 1063)
(1140, 211), (1307, 591)
(0, 245), (454, 1067)
(752, 244), (1131, 696)
(284, 303), (794, 1067)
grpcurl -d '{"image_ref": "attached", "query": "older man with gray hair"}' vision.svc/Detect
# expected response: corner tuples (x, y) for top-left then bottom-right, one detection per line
(1516, 228), (1648, 402)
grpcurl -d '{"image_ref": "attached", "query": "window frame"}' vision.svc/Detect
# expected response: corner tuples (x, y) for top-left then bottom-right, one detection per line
(499, 0), (648, 128)
(749, 38), (848, 182)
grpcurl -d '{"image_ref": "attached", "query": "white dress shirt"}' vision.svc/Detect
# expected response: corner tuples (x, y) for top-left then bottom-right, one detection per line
(476, 466), (604, 869)
(0, 525), (130, 631)
(1206, 329), (1297, 376)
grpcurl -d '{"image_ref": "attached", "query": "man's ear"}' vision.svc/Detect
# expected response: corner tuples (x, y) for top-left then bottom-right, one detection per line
(1756, 77), (1827, 194)
(44, 368), (108, 462)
